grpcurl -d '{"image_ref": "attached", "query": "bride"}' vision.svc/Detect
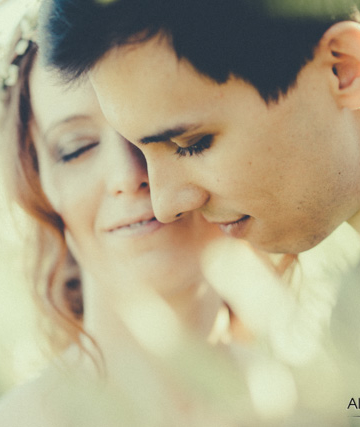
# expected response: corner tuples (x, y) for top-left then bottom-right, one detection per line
(0, 17), (251, 426)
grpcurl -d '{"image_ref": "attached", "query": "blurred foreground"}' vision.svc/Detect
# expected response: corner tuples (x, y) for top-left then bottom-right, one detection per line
(1, 182), (360, 425)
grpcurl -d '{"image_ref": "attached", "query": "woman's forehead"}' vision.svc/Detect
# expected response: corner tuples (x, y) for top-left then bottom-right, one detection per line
(29, 59), (99, 135)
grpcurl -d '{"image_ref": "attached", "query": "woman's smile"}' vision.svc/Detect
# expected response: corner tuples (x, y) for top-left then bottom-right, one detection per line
(106, 216), (163, 238)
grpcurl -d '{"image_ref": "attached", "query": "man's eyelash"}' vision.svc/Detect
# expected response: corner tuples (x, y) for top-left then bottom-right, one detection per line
(61, 142), (99, 163)
(175, 135), (213, 157)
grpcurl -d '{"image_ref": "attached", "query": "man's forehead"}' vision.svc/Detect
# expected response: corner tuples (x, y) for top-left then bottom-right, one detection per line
(92, 34), (179, 82)
(89, 35), (244, 143)
(90, 42), (181, 122)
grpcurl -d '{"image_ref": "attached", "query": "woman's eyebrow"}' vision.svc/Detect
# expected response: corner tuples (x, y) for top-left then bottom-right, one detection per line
(43, 114), (90, 141)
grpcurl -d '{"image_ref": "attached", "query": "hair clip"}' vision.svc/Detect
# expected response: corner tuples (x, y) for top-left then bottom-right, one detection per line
(0, 1), (39, 100)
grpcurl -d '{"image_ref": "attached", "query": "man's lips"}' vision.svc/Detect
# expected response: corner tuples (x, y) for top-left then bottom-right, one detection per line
(218, 215), (250, 227)
(216, 215), (251, 238)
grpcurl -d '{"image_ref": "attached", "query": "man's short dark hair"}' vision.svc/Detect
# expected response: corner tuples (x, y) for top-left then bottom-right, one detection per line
(39, 0), (360, 102)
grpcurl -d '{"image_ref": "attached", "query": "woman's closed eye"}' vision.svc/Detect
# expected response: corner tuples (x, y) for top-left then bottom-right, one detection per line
(60, 141), (99, 163)
(175, 134), (213, 158)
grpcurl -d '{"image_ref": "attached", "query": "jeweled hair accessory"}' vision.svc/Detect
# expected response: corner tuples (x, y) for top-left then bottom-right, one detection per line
(0, 1), (39, 100)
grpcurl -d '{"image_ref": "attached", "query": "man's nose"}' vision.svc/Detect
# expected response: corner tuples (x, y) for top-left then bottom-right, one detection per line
(147, 162), (208, 223)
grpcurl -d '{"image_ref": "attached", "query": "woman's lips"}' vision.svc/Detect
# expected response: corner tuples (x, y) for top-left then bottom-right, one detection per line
(108, 216), (163, 237)
(111, 217), (156, 231)
(107, 212), (156, 231)
(217, 215), (251, 238)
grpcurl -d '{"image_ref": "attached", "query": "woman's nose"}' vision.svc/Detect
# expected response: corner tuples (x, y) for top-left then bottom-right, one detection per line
(105, 136), (149, 196)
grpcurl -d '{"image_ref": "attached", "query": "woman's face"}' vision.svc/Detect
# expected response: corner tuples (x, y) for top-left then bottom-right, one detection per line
(29, 60), (222, 295)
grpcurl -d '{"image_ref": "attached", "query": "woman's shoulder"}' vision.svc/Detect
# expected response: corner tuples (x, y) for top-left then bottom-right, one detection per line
(0, 367), (59, 427)
(0, 346), (115, 427)
(0, 346), (86, 427)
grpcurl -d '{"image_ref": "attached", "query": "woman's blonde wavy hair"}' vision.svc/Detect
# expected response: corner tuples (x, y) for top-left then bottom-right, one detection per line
(0, 33), (86, 356)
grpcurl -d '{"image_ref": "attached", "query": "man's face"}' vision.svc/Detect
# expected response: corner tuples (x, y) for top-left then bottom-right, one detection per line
(91, 35), (360, 253)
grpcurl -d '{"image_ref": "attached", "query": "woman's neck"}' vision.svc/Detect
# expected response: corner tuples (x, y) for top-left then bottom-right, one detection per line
(81, 271), (223, 351)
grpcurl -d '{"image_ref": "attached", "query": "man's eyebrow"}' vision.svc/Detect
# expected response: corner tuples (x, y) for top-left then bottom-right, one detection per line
(139, 124), (200, 144)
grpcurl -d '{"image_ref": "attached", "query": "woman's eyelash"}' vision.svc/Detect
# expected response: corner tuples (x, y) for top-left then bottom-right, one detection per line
(61, 142), (99, 163)
(175, 135), (213, 157)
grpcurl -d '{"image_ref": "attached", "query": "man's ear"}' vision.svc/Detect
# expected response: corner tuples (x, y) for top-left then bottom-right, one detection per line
(318, 21), (360, 109)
